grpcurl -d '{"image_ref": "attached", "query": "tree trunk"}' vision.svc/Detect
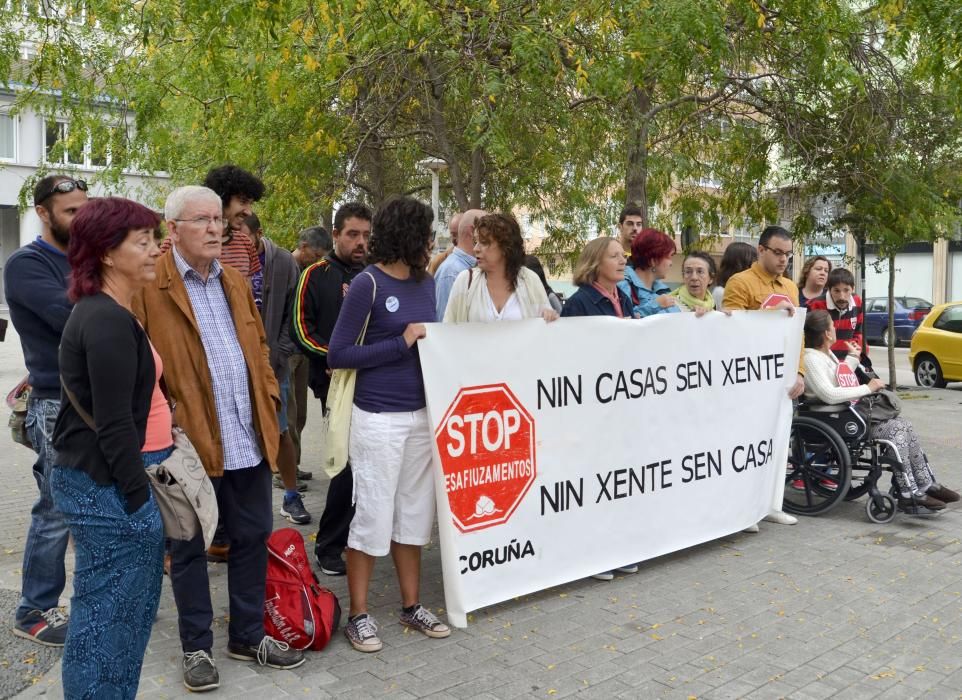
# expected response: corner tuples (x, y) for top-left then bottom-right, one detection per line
(624, 86), (652, 226)
(469, 146), (484, 208)
(887, 253), (897, 388)
(421, 55), (470, 210)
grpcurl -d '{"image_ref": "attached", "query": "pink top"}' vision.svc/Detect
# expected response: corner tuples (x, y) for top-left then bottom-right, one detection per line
(143, 340), (174, 452)
(591, 282), (625, 318)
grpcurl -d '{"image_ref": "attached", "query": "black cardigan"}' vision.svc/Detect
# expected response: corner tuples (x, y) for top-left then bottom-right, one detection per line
(52, 293), (157, 513)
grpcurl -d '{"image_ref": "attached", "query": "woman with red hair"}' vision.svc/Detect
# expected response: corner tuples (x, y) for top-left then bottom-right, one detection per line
(618, 228), (680, 318)
(50, 197), (169, 698)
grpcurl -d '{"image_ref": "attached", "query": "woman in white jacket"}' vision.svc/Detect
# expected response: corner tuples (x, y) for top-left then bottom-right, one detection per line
(443, 213), (558, 323)
(803, 310), (957, 510)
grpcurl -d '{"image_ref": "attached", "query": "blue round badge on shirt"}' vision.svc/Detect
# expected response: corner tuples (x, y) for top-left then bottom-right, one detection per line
(385, 296), (399, 312)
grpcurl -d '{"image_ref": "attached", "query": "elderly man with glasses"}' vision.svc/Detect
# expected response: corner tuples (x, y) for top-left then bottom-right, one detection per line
(722, 224), (806, 528)
(4, 175), (89, 646)
(132, 185), (303, 692)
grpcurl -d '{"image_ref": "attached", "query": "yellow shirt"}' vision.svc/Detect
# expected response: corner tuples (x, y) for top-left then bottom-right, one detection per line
(723, 262), (805, 375)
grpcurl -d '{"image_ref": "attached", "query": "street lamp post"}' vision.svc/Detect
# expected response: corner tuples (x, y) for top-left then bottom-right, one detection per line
(418, 157), (448, 251)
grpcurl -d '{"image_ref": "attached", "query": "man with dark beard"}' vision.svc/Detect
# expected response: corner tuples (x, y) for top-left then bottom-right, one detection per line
(4, 175), (88, 645)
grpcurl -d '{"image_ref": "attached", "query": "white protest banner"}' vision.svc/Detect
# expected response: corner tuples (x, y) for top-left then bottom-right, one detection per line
(419, 310), (805, 628)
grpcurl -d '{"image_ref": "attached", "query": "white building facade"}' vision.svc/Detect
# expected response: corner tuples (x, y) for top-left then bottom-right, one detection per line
(0, 93), (167, 305)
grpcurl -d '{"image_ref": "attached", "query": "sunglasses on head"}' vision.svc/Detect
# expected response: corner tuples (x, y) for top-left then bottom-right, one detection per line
(36, 178), (88, 205)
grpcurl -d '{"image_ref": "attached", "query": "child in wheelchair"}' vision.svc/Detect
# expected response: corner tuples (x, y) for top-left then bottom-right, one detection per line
(802, 310), (958, 513)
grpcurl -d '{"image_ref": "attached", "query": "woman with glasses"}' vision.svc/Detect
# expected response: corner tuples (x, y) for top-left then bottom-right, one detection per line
(618, 228), (680, 318)
(671, 251), (717, 314)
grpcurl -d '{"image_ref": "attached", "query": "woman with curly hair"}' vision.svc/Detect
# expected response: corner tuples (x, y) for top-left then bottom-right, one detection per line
(443, 213), (558, 322)
(618, 227), (680, 318)
(326, 196), (449, 654)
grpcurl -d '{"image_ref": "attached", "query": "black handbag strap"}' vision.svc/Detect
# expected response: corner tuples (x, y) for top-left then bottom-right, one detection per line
(61, 380), (97, 433)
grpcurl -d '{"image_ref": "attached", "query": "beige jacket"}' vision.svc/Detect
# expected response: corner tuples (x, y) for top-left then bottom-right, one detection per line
(443, 267), (549, 322)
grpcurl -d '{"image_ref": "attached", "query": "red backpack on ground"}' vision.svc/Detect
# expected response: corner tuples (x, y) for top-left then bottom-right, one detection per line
(264, 528), (341, 650)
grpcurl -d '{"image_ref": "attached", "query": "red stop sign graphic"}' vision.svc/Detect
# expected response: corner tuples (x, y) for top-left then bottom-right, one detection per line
(435, 383), (536, 533)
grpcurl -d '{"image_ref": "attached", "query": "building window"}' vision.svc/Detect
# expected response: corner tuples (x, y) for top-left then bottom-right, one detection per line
(0, 112), (16, 161)
(44, 119), (108, 167)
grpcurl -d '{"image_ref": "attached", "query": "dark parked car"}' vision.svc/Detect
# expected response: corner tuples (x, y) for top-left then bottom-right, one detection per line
(864, 297), (933, 346)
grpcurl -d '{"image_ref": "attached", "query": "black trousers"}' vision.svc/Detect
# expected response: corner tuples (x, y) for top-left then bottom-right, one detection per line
(314, 463), (355, 559)
(170, 461), (272, 653)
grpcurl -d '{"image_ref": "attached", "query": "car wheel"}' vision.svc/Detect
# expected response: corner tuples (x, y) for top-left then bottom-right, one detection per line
(914, 355), (946, 388)
(881, 326), (892, 347)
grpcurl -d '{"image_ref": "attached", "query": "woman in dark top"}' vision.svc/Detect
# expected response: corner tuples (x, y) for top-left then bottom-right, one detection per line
(50, 197), (170, 699)
(561, 236), (637, 580)
(327, 196), (450, 653)
(561, 237), (633, 318)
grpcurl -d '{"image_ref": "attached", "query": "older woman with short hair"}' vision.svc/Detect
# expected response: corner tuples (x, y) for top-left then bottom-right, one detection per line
(51, 197), (169, 698)
(444, 213), (557, 322)
(561, 237), (632, 318)
(619, 227), (679, 317)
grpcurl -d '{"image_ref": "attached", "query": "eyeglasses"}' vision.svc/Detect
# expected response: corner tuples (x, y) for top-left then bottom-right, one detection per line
(683, 267), (709, 277)
(174, 216), (225, 228)
(36, 178), (87, 205)
(760, 244), (793, 261)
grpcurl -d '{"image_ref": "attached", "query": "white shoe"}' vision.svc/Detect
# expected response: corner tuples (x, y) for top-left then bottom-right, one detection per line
(742, 523), (760, 533)
(615, 564), (639, 574)
(591, 571), (614, 581)
(763, 510), (798, 525)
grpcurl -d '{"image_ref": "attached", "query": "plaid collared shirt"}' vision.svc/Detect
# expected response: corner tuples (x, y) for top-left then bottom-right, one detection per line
(172, 245), (263, 471)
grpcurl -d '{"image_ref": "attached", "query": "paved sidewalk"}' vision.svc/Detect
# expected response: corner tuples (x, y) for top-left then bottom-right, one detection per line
(2, 320), (962, 699)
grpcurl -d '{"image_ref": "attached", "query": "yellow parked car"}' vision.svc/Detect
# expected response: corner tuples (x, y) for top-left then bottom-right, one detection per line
(909, 301), (962, 387)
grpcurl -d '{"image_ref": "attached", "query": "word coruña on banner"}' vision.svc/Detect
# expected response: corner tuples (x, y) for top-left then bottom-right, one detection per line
(419, 310), (804, 628)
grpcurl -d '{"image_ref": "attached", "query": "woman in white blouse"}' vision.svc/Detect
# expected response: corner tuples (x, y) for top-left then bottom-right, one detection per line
(803, 310), (957, 510)
(443, 213), (559, 323)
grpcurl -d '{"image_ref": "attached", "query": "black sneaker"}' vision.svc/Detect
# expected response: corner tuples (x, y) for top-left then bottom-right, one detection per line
(280, 493), (312, 525)
(316, 553), (346, 576)
(227, 636), (304, 669)
(345, 613), (382, 652)
(12, 608), (68, 647)
(273, 475), (307, 492)
(183, 650), (219, 692)
(399, 604), (450, 639)
(296, 468), (313, 481)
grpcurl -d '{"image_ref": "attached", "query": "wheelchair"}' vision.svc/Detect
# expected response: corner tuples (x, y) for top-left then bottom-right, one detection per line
(782, 401), (940, 523)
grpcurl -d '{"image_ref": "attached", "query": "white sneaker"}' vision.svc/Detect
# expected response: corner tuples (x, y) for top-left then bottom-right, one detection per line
(591, 571), (614, 581)
(614, 564), (639, 574)
(763, 510), (798, 525)
(742, 523), (760, 533)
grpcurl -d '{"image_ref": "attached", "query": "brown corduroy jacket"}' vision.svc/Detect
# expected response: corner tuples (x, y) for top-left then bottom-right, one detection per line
(132, 251), (280, 477)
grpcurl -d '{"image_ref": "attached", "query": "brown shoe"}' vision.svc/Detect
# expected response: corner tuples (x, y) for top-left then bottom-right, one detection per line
(207, 543), (230, 563)
(899, 494), (946, 511)
(928, 484), (960, 503)
(163, 553), (172, 576)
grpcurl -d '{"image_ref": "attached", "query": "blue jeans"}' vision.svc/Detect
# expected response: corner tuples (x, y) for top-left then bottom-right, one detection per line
(17, 397), (70, 621)
(51, 455), (166, 700)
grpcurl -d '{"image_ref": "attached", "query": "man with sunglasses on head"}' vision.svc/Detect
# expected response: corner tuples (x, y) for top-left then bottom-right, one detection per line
(723, 225), (806, 528)
(4, 175), (88, 646)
